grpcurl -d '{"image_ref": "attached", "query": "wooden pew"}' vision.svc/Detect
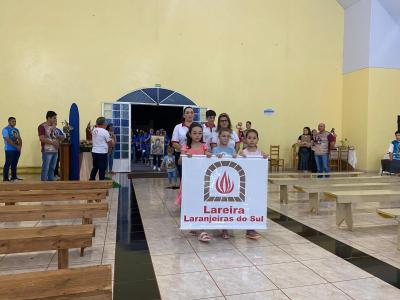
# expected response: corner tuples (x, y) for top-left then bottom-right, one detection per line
(0, 202), (108, 257)
(0, 224), (95, 269)
(294, 182), (400, 214)
(324, 190), (400, 231)
(0, 265), (112, 300)
(377, 208), (400, 250)
(269, 176), (400, 203)
(0, 189), (107, 205)
(0, 203), (108, 223)
(269, 171), (364, 178)
(0, 180), (113, 191)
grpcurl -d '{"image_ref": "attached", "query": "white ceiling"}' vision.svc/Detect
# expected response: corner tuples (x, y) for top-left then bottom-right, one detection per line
(336, 0), (361, 9)
(379, 0), (400, 24)
(337, 0), (400, 25)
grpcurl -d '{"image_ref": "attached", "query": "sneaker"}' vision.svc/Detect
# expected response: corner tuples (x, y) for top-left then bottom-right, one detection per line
(157, 167), (161, 172)
(12, 177), (23, 181)
(153, 166), (157, 170)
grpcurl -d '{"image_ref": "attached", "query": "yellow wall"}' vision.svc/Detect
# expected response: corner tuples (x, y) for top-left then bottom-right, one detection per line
(342, 69), (369, 169)
(0, 0), (344, 168)
(367, 68), (400, 170)
(342, 68), (400, 171)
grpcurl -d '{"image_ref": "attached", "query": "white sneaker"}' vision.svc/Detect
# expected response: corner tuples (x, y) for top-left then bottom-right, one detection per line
(153, 166), (156, 170)
(158, 167), (161, 172)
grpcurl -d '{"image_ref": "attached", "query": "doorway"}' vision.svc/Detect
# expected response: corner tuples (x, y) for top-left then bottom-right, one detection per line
(131, 104), (183, 137)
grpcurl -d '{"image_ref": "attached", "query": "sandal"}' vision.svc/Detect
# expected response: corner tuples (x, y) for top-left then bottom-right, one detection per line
(221, 230), (230, 239)
(198, 231), (211, 242)
(246, 230), (261, 240)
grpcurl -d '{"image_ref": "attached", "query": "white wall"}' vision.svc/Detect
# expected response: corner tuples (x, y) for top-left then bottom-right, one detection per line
(343, 0), (371, 73)
(369, 0), (400, 68)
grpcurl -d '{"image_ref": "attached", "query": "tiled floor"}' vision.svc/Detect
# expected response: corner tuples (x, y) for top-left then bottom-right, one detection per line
(132, 177), (400, 300)
(4, 174), (400, 299)
(0, 175), (117, 281)
(268, 183), (400, 269)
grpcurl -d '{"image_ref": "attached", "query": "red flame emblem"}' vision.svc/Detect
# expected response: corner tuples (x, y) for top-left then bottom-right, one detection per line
(215, 171), (235, 194)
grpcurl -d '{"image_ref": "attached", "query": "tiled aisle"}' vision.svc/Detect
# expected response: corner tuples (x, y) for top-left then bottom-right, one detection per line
(0, 176), (117, 281)
(133, 178), (400, 300)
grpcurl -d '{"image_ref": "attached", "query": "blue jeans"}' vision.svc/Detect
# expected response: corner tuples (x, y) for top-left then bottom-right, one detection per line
(41, 152), (58, 181)
(167, 170), (177, 184)
(3, 150), (20, 181)
(315, 154), (330, 175)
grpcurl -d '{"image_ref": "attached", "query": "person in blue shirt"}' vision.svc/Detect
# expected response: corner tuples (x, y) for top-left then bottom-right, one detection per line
(2, 117), (22, 181)
(388, 131), (400, 161)
(212, 128), (237, 158)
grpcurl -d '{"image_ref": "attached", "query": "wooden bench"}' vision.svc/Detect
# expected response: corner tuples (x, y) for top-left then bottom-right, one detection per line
(0, 180), (113, 191)
(377, 208), (400, 250)
(324, 190), (400, 231)
(294, 182), (400, 214)
(269, 171), (364, 178)
(0, 265), (112, 299)
(269, 176), (400, 203)
(0, 224), (95, 269)
(0, 203), (108, 223)
(0, 189), (107, 205)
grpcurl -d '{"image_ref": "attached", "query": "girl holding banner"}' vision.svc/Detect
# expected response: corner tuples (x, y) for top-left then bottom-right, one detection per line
(176, 123), (212, 242)
(239, 129), (269, 240)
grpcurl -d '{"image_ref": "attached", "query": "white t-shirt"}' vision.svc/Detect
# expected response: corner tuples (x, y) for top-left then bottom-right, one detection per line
(202, 123), (216, 148)
(172, 123), (189, 151)
(92, 127), (111, 154)
(211, 130), (240, 149)
(388, 144), (394, 153)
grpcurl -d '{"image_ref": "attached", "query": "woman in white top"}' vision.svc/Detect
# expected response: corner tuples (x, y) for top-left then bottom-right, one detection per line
(210, 113), (240, 153)
(90, 117), (114, 180)
(171, 107), (195, 177)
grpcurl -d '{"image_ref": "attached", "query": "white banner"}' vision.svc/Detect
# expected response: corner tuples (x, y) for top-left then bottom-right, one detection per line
(180, 156), (268, 230)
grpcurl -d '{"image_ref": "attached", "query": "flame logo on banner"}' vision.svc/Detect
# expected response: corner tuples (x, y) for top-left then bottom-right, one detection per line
(215, 171), (235, 194)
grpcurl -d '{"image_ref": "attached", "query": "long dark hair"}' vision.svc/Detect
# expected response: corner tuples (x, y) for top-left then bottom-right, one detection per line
(302, 127), (311, 136)
(186, 122), (203, 149)
(217, 113), (232, 132)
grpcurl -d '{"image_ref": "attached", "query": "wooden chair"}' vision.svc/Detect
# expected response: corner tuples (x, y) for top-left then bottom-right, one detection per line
(339, 146), (350, 171)
(0, 265), (112, 300)
(329, 148), (340, 171)
(269, 145), (284, 172)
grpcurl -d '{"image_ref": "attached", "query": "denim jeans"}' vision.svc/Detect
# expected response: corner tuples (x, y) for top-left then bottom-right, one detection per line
(3, 150), (20, 181)
(90, 152), (108, 180)
(41, 152), (58, 181)
(315, 154), (330, 175)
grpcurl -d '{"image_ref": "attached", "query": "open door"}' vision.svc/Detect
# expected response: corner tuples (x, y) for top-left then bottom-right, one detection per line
(102, 102), (131, 172)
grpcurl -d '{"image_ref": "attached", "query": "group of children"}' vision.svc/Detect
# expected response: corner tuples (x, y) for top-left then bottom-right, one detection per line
(175, 121), (268, 243)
